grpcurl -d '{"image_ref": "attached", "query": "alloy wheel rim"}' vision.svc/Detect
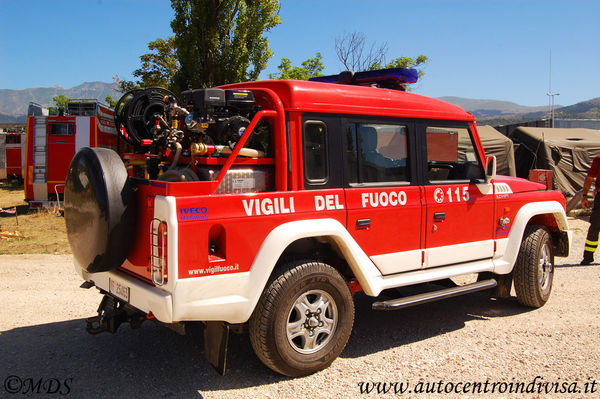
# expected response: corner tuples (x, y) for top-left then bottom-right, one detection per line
(286, 289), (337, 354)
(538, 243), (553, 290)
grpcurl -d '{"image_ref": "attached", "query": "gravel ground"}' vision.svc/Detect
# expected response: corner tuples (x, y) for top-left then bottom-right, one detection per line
(1, 217), (599, 399)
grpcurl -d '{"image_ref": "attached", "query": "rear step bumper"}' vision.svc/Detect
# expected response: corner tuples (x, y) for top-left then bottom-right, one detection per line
(372, 279), (497, 310)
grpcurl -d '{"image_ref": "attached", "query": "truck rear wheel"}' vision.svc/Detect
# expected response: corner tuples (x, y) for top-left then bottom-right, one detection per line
(249, 260), (354, 376)
(514, 225), (554, 308)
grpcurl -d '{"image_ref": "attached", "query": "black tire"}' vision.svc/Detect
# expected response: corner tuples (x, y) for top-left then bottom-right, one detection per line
(64, 147), (136, 273)
(249, 260), (354, 377)
(514, 225), (554, 308)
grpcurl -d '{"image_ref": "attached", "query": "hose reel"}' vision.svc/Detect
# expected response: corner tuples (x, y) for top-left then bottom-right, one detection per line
(114, 87), (178, 149)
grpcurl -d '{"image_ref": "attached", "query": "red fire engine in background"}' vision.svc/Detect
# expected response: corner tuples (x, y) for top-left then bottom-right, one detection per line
(24, 100), (117, 205)
(0, 128), (26, 180)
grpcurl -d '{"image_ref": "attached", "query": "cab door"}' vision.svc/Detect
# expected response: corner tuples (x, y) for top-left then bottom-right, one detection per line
(5, 133), (23, 176)
(343, 119), (423, 275)
(420, 123), (495, 268)
(47, 117), (76, 193)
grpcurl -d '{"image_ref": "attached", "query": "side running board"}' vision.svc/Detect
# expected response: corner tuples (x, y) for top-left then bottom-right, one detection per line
(372, 279), (497, 311)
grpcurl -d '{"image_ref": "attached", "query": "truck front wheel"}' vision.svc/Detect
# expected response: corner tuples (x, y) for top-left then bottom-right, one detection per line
(514, 225), (554, 308)
(249, 260), (354, 376)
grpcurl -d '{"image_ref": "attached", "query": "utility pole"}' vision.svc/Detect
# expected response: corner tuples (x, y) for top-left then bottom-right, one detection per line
(547, 92), (560, 128)
(547, 49), (560, 128)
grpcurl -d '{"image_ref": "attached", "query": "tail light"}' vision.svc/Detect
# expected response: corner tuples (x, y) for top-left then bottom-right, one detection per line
(150, 218), (168, 285)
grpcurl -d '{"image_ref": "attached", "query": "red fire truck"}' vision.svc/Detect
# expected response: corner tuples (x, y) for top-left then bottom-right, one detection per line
(24, 100), (117, 205)
(64, 69), (571, 377)
(0, 129), (26, 180)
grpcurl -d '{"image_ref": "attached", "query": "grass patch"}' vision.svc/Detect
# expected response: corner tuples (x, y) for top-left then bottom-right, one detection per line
(0, 185), (70, 254)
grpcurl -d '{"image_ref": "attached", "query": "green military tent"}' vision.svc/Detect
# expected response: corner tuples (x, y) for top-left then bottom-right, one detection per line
(477, 125), (516, 177)
(511, 126), (600, 195)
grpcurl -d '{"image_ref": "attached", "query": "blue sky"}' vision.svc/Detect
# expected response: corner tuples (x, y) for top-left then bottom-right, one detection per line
(1, 0), (598, 107)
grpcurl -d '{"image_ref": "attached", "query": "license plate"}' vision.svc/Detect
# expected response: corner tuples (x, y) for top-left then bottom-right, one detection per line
(109, 279), (130, 302)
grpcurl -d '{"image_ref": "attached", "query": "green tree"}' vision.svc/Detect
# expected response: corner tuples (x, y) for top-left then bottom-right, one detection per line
(118, 80), (141, 93)
(335, 31), (428, 78)
(370, 56), (429, 91)
(133, 37), (179, 89)
(170, 0), (281, 91)
(105, 95), (118, 108)
(269, 53), (324, 80)
(52, 94), (71, 110)
(50, 94), (71, 114)
(374, 55), (428, 78)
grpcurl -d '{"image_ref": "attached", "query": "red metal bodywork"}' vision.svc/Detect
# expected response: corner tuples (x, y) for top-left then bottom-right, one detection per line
(116, 80), (564, 284)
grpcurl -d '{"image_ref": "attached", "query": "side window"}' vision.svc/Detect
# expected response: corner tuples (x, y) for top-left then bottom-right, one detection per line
(345, 124), (358, 183)
(303, 121), (328, 184)
(346, 123), (409, 184)
(48, 122), (74, 136)
(426, 126), (484, 182)
(5, 135), (21, 144)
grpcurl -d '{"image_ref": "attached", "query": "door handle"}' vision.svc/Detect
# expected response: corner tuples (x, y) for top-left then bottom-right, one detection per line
(356, 218), (371, 229)
(433, 212), (446, 221)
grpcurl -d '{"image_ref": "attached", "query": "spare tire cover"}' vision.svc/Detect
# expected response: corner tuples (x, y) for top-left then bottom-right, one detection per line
(64, 147), (136, 273)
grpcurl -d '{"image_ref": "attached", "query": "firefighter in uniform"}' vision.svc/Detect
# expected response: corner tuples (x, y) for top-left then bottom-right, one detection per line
(581, 155), (600, 265)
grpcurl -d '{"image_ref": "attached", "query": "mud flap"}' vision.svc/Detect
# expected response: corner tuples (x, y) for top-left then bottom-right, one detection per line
(493, 273), (513, 299)
(204, 321), (229, 375)
(478, 272), (512, 299)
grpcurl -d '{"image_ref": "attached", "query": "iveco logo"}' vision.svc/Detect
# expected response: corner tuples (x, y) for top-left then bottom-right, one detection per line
(179, 206), (208, 221)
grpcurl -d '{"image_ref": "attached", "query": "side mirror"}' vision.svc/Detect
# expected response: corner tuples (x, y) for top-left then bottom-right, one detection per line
(486, 155), (497, 183)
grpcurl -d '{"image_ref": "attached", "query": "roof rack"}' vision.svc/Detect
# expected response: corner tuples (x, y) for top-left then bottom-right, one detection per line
(308, 67), (418, 91)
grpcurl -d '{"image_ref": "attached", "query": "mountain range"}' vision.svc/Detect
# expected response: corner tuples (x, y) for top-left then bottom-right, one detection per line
(0, 82), (121, 122)
(438, 97), (551, 117)
(0, 82), (598, 124)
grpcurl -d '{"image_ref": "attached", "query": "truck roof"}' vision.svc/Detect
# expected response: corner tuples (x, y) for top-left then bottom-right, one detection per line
(221, 80), (474, 122)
